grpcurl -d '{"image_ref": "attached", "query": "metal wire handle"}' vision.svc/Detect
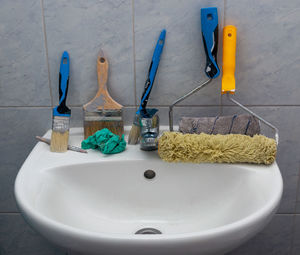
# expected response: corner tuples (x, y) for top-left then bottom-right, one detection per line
(226, 94), (279, 144)
(169, 79), (212, 131)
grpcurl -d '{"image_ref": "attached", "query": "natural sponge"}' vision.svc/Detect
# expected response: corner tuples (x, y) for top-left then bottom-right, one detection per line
(158, 132), (277, 165)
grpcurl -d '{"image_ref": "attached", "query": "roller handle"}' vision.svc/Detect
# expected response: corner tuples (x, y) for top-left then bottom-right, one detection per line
(54, 51), (71, 116)
(201, 8), (220, 79)
(222, 25), (237, 94)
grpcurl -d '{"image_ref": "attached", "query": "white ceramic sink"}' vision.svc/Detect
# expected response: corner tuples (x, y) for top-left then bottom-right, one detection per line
(15, 127), (283, 255)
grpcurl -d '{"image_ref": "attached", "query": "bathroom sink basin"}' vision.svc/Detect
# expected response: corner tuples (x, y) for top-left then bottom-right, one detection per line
(15, 127), (283, 255)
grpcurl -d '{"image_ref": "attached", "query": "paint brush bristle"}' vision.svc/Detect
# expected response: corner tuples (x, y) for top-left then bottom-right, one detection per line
(128, 114), (140, 144)
(50, 115), (70, 152)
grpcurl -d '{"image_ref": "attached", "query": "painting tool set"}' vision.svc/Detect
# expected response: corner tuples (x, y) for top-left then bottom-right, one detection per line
(158, 7), (278, 164)
(41, 7), (278, 165)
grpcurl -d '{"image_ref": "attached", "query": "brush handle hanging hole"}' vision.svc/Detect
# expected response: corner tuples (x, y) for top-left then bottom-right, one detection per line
(207, 14), (213, 20)
(100, 57), (105, 63)
(228, 33), (232, 37)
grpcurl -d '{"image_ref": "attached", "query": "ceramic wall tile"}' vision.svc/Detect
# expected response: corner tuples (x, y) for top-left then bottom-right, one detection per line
(0, 108), (51, 212)
(227, 215), (293, 255)
(134, 0), (224, 106)
(296, 170), (300, 213)
(43, 0), (135, 107)
(292, 215), (300, 255)
(225, 0), (300, 105)
(0, 0), (51, 106)
(0, 213), (65, 255)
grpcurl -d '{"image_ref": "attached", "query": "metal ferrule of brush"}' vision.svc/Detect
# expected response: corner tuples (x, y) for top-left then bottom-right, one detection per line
(140, 110), (159, 151)
(52, 116), (70, 133)
(133, 113), (140, 126)
(84, 110), (123, 122)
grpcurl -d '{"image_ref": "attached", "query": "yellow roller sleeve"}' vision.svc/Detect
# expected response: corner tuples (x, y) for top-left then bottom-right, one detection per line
(222, 25), (237, 94)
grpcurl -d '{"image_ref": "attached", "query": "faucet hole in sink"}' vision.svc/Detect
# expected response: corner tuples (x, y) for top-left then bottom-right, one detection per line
(135, 228), (162, 234)
(144, 170), (156, 179)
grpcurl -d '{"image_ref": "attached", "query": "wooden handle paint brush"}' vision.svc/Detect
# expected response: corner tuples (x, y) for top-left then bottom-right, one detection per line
(83, 50), (124, 139)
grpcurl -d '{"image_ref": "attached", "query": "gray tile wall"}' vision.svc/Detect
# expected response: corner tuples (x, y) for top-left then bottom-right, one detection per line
(0, 0), (299, 254)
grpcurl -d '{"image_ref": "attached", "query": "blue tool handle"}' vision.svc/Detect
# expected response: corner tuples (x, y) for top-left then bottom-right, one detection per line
(201, 8), (220, 79)
(137, 29), (166, 114)
(54, 51), (71, 116)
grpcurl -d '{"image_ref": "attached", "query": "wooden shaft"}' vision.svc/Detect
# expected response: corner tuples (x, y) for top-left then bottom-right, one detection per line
(96, 50), (109, 97)
(83, 49), (123, 111)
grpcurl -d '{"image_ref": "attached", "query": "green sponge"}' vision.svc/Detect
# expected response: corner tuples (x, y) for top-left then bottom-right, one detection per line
(81, 128), (126, 154)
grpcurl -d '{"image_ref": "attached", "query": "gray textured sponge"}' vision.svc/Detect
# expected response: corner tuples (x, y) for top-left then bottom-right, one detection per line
(179, 114), (260, 136)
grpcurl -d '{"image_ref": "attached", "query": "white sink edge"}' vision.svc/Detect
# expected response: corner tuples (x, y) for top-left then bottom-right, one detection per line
(14, 126), (283, 242)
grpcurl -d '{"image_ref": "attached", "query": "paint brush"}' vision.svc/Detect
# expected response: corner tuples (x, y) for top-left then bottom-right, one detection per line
(83, 50), (123, 139)
(50, 51), (71, 152)
(128, 29), (166, 144)
(37, 136), (87, 153)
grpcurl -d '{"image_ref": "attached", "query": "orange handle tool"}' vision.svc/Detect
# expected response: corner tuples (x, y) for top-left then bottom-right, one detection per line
(222, 25), (237, 94)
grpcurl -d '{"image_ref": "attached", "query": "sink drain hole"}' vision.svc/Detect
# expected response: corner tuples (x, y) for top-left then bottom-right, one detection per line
(135, 228), (162, 234)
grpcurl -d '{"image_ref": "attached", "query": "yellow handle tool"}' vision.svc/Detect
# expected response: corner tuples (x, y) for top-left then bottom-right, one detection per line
(222, 25), (237, 94)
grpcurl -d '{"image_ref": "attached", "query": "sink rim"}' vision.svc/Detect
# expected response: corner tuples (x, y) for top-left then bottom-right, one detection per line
(14, 127), (283, 242)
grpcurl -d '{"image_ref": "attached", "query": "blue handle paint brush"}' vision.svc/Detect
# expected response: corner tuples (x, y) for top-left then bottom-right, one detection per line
(128, 29), (166, 144)
(50, 51), (71, 152)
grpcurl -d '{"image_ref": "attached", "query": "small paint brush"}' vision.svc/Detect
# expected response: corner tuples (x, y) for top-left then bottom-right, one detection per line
(83, 49), (123, 139)
(37, 136), (87, 153)
(50, 51), (71, 152)
(128, 29), (166, 144)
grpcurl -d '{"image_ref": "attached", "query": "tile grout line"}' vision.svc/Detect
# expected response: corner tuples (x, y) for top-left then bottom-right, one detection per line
(40, 0), (53, 108)
(219, 0), (226, 116)
(276, 213), (300, 215)
(0, 106), (52, 109)
(0, 212), (20, 215)
(290, 214), (297, 254)
(224, 0), (227, 25)
(290, 165), (300, 254)
(294, 164), (300, 213)
(3, 104), (300, 109)
(131, 0), (137, 110)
